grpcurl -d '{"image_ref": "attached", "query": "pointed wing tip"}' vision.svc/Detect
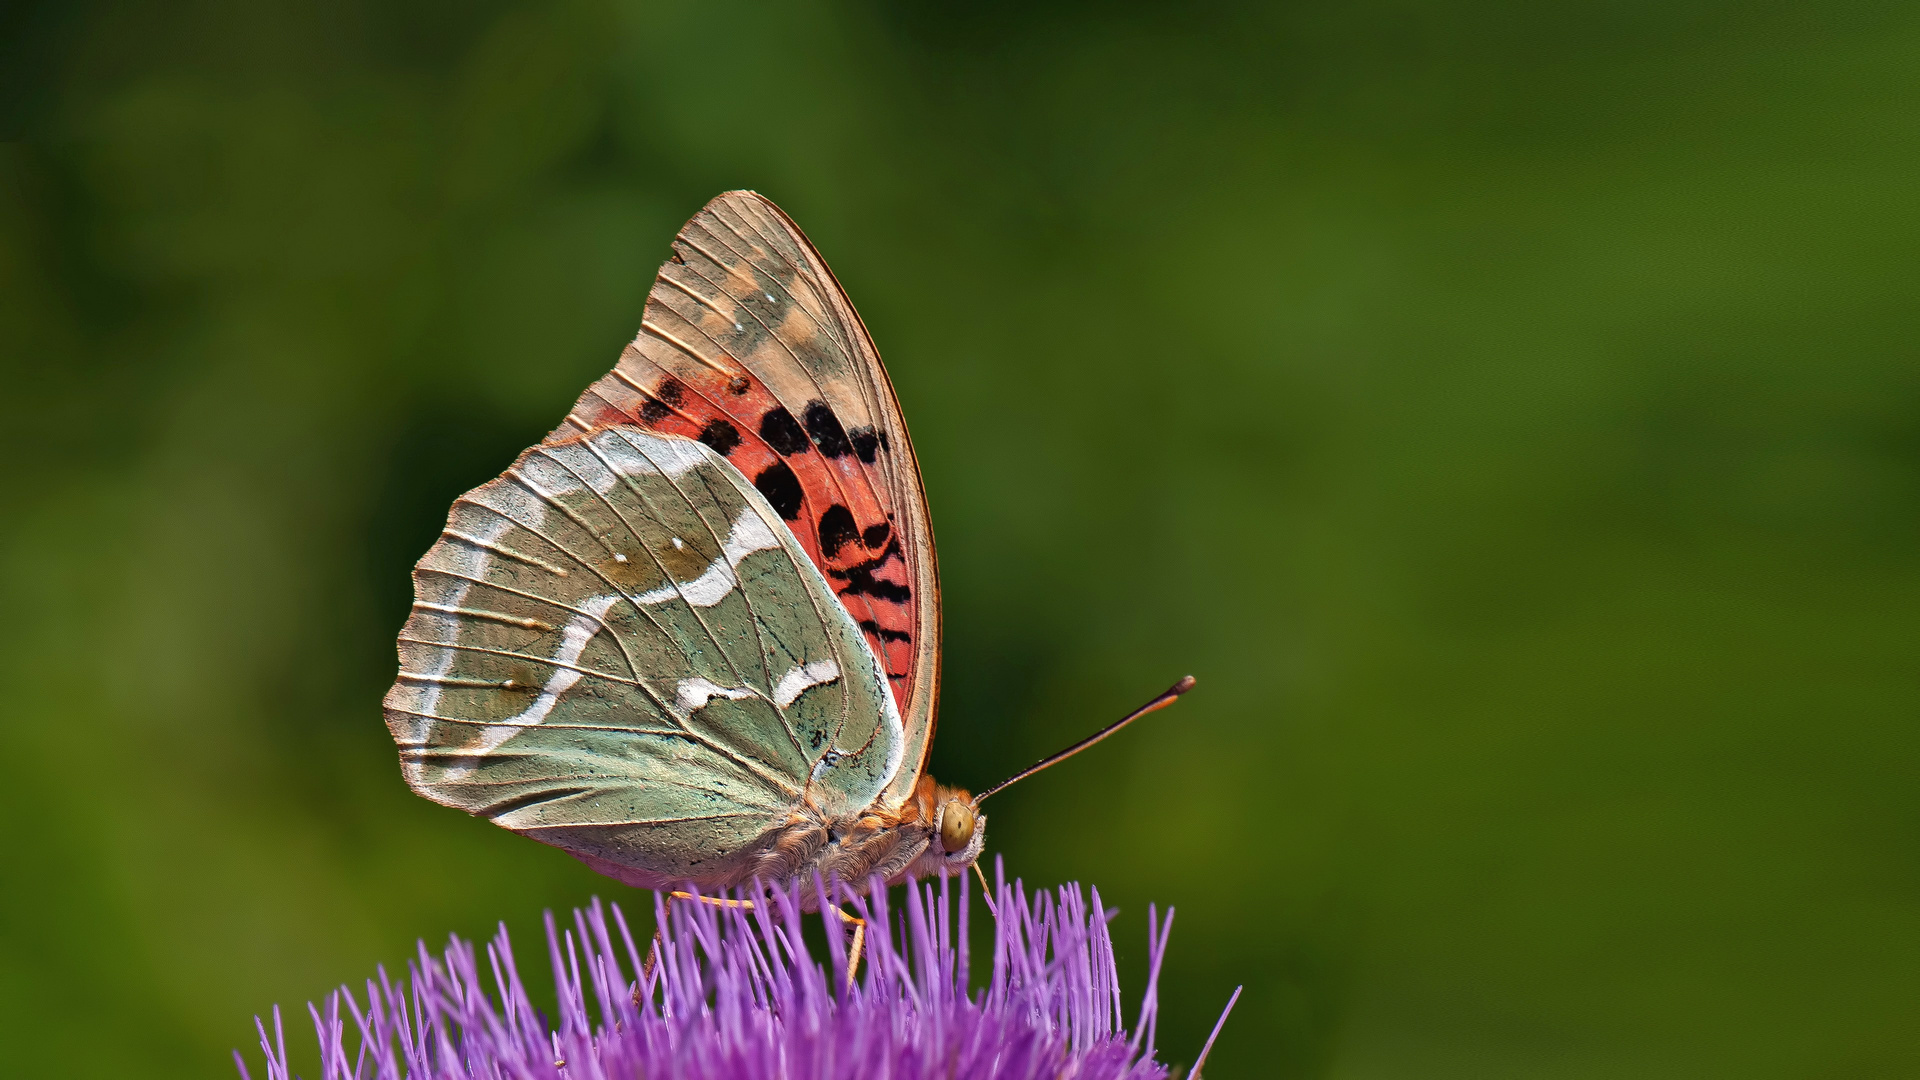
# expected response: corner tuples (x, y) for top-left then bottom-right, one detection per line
(712, 188), (775, 210)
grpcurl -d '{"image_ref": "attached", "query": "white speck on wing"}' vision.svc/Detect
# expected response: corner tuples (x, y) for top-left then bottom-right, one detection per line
(676, 677), (757, 712)
(772, 659), (841, 709)
(632, 505), (780, 607)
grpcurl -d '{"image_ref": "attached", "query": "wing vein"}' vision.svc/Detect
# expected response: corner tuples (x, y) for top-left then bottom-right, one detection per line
(601, 431), (812, 768)
(531, 441), (758, 696)
(396, 635), (637, 686)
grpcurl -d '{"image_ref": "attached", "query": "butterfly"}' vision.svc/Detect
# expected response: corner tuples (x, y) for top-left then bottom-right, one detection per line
(383, 191), (1191, 916)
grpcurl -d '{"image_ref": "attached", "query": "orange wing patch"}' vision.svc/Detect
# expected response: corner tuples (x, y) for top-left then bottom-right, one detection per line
(563, 362), (915, 692)
(549, 195), (930, 723)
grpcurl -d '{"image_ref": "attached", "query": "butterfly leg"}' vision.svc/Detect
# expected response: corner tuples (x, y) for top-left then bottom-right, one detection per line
(636, 891), (866, 993)
(972, 861), (1000, 918)
(639, 891), (756, 989)
(832, 905), (867, 989)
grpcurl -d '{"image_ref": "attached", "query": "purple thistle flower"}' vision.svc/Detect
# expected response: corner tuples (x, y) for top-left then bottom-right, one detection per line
(235, 862), (1238, 1080)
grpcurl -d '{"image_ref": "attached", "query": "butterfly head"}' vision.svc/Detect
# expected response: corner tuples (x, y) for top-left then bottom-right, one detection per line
(906, 777), (986, 874)
(934, 795), (986, 867)
(939, 799), (977, 854)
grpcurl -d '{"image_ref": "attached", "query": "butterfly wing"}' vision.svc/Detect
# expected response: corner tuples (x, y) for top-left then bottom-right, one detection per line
(550, 191), (940, 810)
(383, 426), (907, 888)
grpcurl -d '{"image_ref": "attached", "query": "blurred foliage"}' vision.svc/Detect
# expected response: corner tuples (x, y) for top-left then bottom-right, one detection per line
(4, 1), (1919, 1077)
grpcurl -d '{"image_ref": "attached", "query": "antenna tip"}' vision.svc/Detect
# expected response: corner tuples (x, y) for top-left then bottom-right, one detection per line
(1172, 675), (1197, 695)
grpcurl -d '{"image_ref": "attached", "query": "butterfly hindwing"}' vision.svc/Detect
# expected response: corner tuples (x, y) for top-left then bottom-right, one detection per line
(551, 192), (941, 810)
(383, 426), (905, 887)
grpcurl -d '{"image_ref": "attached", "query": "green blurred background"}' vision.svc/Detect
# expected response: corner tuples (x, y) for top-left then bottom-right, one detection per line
(4, 1), (1918, 1076)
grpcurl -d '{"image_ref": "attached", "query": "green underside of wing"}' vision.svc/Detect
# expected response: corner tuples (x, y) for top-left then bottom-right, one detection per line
(382, 426), (905, 875)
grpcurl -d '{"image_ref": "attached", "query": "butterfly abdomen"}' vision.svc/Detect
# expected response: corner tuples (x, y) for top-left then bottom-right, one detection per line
(734, 774), (983, 901)
(741, 812), (929, 903)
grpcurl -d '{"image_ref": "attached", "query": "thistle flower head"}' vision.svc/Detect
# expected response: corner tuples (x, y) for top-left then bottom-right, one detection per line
(237, 865), (1235, 1080)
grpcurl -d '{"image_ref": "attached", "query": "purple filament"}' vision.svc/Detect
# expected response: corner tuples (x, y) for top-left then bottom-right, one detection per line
(236, 864), (1187, 1080)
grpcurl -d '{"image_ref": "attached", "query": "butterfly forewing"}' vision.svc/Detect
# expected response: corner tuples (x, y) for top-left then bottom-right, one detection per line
(384, 426), (905, 887)
(551, 191), (940, 810)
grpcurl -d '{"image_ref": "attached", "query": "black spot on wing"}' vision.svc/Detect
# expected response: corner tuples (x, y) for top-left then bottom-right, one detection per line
(849, 426), (880, 463)
(817, 504), (859, 558)
(826, 538), (900, 580)
(857, 619), (912, 643)
(840, 574), (911, 603)
(803, 400), (851, 458)
(639, 396), (671, 423)
(699, 418), (742, 456)
(862, 522), (890, 549)
(753, 461), (804, 520)
(760, 407), (810, 455)
(827, 538), (911, 602)
(658, 378), (686, 407)
(728, 375), (750, 395)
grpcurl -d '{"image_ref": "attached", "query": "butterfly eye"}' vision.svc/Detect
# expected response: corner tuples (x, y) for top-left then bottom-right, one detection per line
(939, 801), (976, 854)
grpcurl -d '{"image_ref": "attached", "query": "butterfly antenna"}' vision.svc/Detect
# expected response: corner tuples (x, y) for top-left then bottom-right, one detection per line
(972, 676), (1196, 805)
